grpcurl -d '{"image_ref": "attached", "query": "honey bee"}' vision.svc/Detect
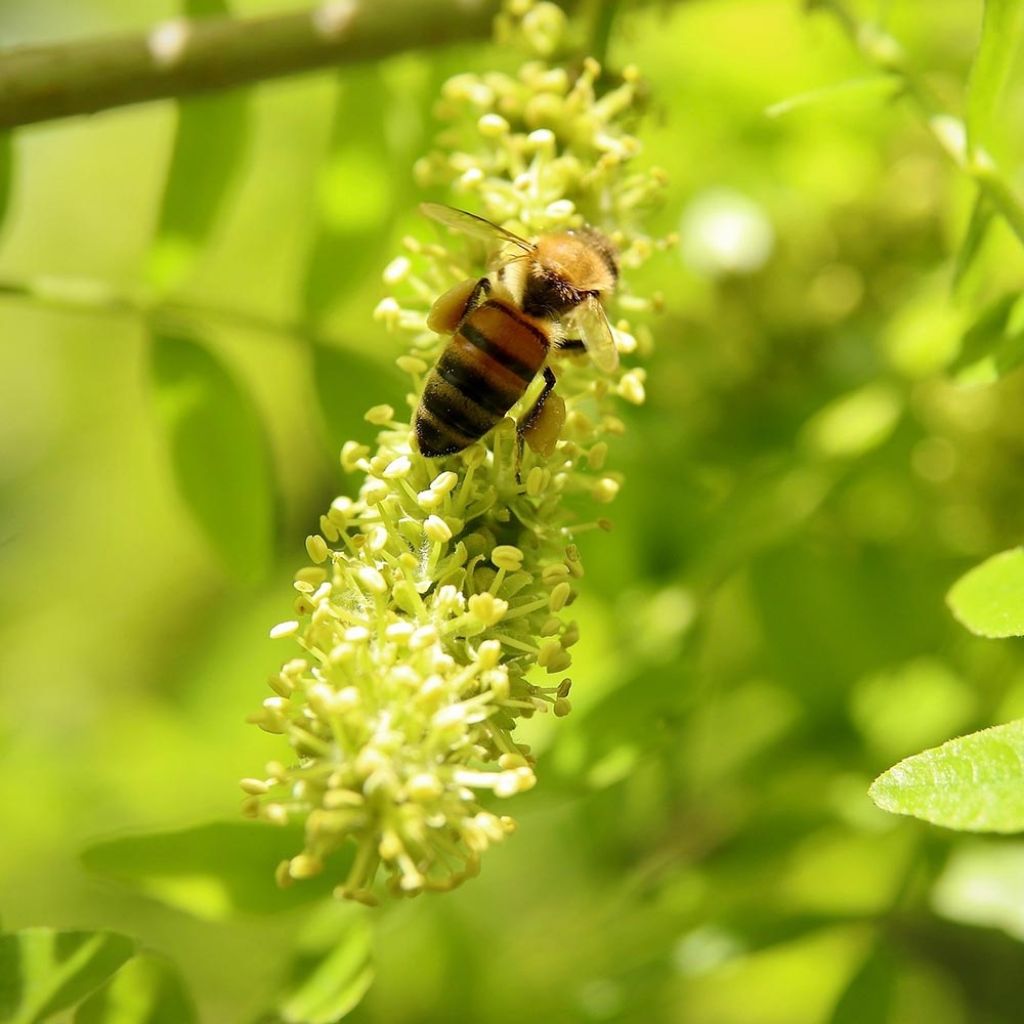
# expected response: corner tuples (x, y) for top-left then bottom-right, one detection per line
(415, 203), (619, 458)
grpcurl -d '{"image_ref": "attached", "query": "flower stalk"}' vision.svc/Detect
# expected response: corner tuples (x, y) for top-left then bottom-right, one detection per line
(243, 0), (666, 904)
(809, 0), (1024, 248)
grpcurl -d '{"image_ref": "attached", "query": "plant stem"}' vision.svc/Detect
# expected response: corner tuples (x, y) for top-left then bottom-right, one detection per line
(0, 0), (501, 130)
(0, 271), (351, 353)
(588, 0), (622, 68)
(0, 0), (692, 131)
(809, 0), (1024, 249)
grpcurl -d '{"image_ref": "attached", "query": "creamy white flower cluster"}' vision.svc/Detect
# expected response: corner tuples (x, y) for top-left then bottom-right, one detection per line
(242, 0), (666, 904)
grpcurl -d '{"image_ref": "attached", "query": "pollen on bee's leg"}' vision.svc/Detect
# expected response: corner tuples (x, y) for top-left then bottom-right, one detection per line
(427, 277), (488, 335)
(522, 393), (566, 457)
(519, 368), (565, 458)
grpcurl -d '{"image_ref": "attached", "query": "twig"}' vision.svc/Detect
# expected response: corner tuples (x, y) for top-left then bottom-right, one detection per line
(0, 0), (501, 130)
(809, 0), (1024, 248)
(0, 271), (354, 353)
(588, 0), (622, 68)
(0, 0), (691, 131)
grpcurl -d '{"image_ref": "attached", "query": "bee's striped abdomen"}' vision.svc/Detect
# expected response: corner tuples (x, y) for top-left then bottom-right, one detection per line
(416, 299), (549, 457)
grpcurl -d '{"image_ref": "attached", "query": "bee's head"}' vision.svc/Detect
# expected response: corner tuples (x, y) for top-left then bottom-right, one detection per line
(565, 227), (619, 290)
(523, 229), (618, 317)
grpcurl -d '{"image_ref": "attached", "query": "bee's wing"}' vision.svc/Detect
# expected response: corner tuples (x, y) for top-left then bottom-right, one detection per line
(572, 294), (619, 373)
(420, 203), (535, 254)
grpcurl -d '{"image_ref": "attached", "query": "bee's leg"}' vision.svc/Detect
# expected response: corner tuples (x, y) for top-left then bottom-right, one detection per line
(427, 276), (491, 335)
(517, 367), (566, 468)
(557, 337), (586, 352)
(460, 276), (491, 322)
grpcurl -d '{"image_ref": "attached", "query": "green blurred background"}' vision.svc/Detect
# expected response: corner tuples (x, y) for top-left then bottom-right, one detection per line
(3, 0), (1024, 1020)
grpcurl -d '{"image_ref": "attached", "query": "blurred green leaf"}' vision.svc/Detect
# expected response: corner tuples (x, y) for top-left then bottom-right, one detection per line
(949, 291), (1019, 384)
(0, 132), (12, 232)
(850, 658), (977, 762)
(948, 546), (1024, 638)
(951, 192), (993, 292)
(0, 929), (136, 1024)
(149, 331), (277, 582)
(883, 292), (965, 378)
(932, 840), (1024, 941)
(870, 720), (1024, 831)
(828, 943), (895, 1024)
(311, 343), (403, 454)
(670, 914), (880, 992)
(74, 953), (197, 1024)
(278, 914), (374, 1024)
(779, 829), (915, 917)
(748, 543), (940, 711)
(764, 76), (897, 119)
(966, 0), (1024, 154)
(184, 0), (231, 13)
(301, 67), (397, 323)
(146, 0), (249, 292)
(81, 822), (353, 920)
(799, 384), (902, 460)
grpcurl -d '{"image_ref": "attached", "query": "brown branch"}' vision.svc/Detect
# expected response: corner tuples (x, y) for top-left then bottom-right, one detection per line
(0, 0), (503, 129)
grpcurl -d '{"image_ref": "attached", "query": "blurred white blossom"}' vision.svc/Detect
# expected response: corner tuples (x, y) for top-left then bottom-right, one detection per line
(679, 187), (774, 276)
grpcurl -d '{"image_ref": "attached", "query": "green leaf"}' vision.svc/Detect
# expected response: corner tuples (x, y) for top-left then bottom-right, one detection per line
(883, 291), (965, 378)
(869, 720), (1024, 832)
(799, 384), (902, 459)
(146, 0), (249, 292)
(828, 943), (895, 1024)
(951, 192), (994, 292)
(0, 132), (13, 232)
(184, 0), (231, 14)
(951, 290), (1024, 385)
(149, 331), (277, 582)
(675, 913), (853, 971)
(0, 929), (136, 1024)
(73, 954), (197, 1024)
(764, 76), (897, 119)
(949, 291), (1019, 384)
(301, 67), (396, 323)
(278, 915), (374, 1024)
(850, 658), (977, 762)
(81, 821), (353, 920)
(966, 0), (1024, 154)
(947, 546), (1024, 637)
